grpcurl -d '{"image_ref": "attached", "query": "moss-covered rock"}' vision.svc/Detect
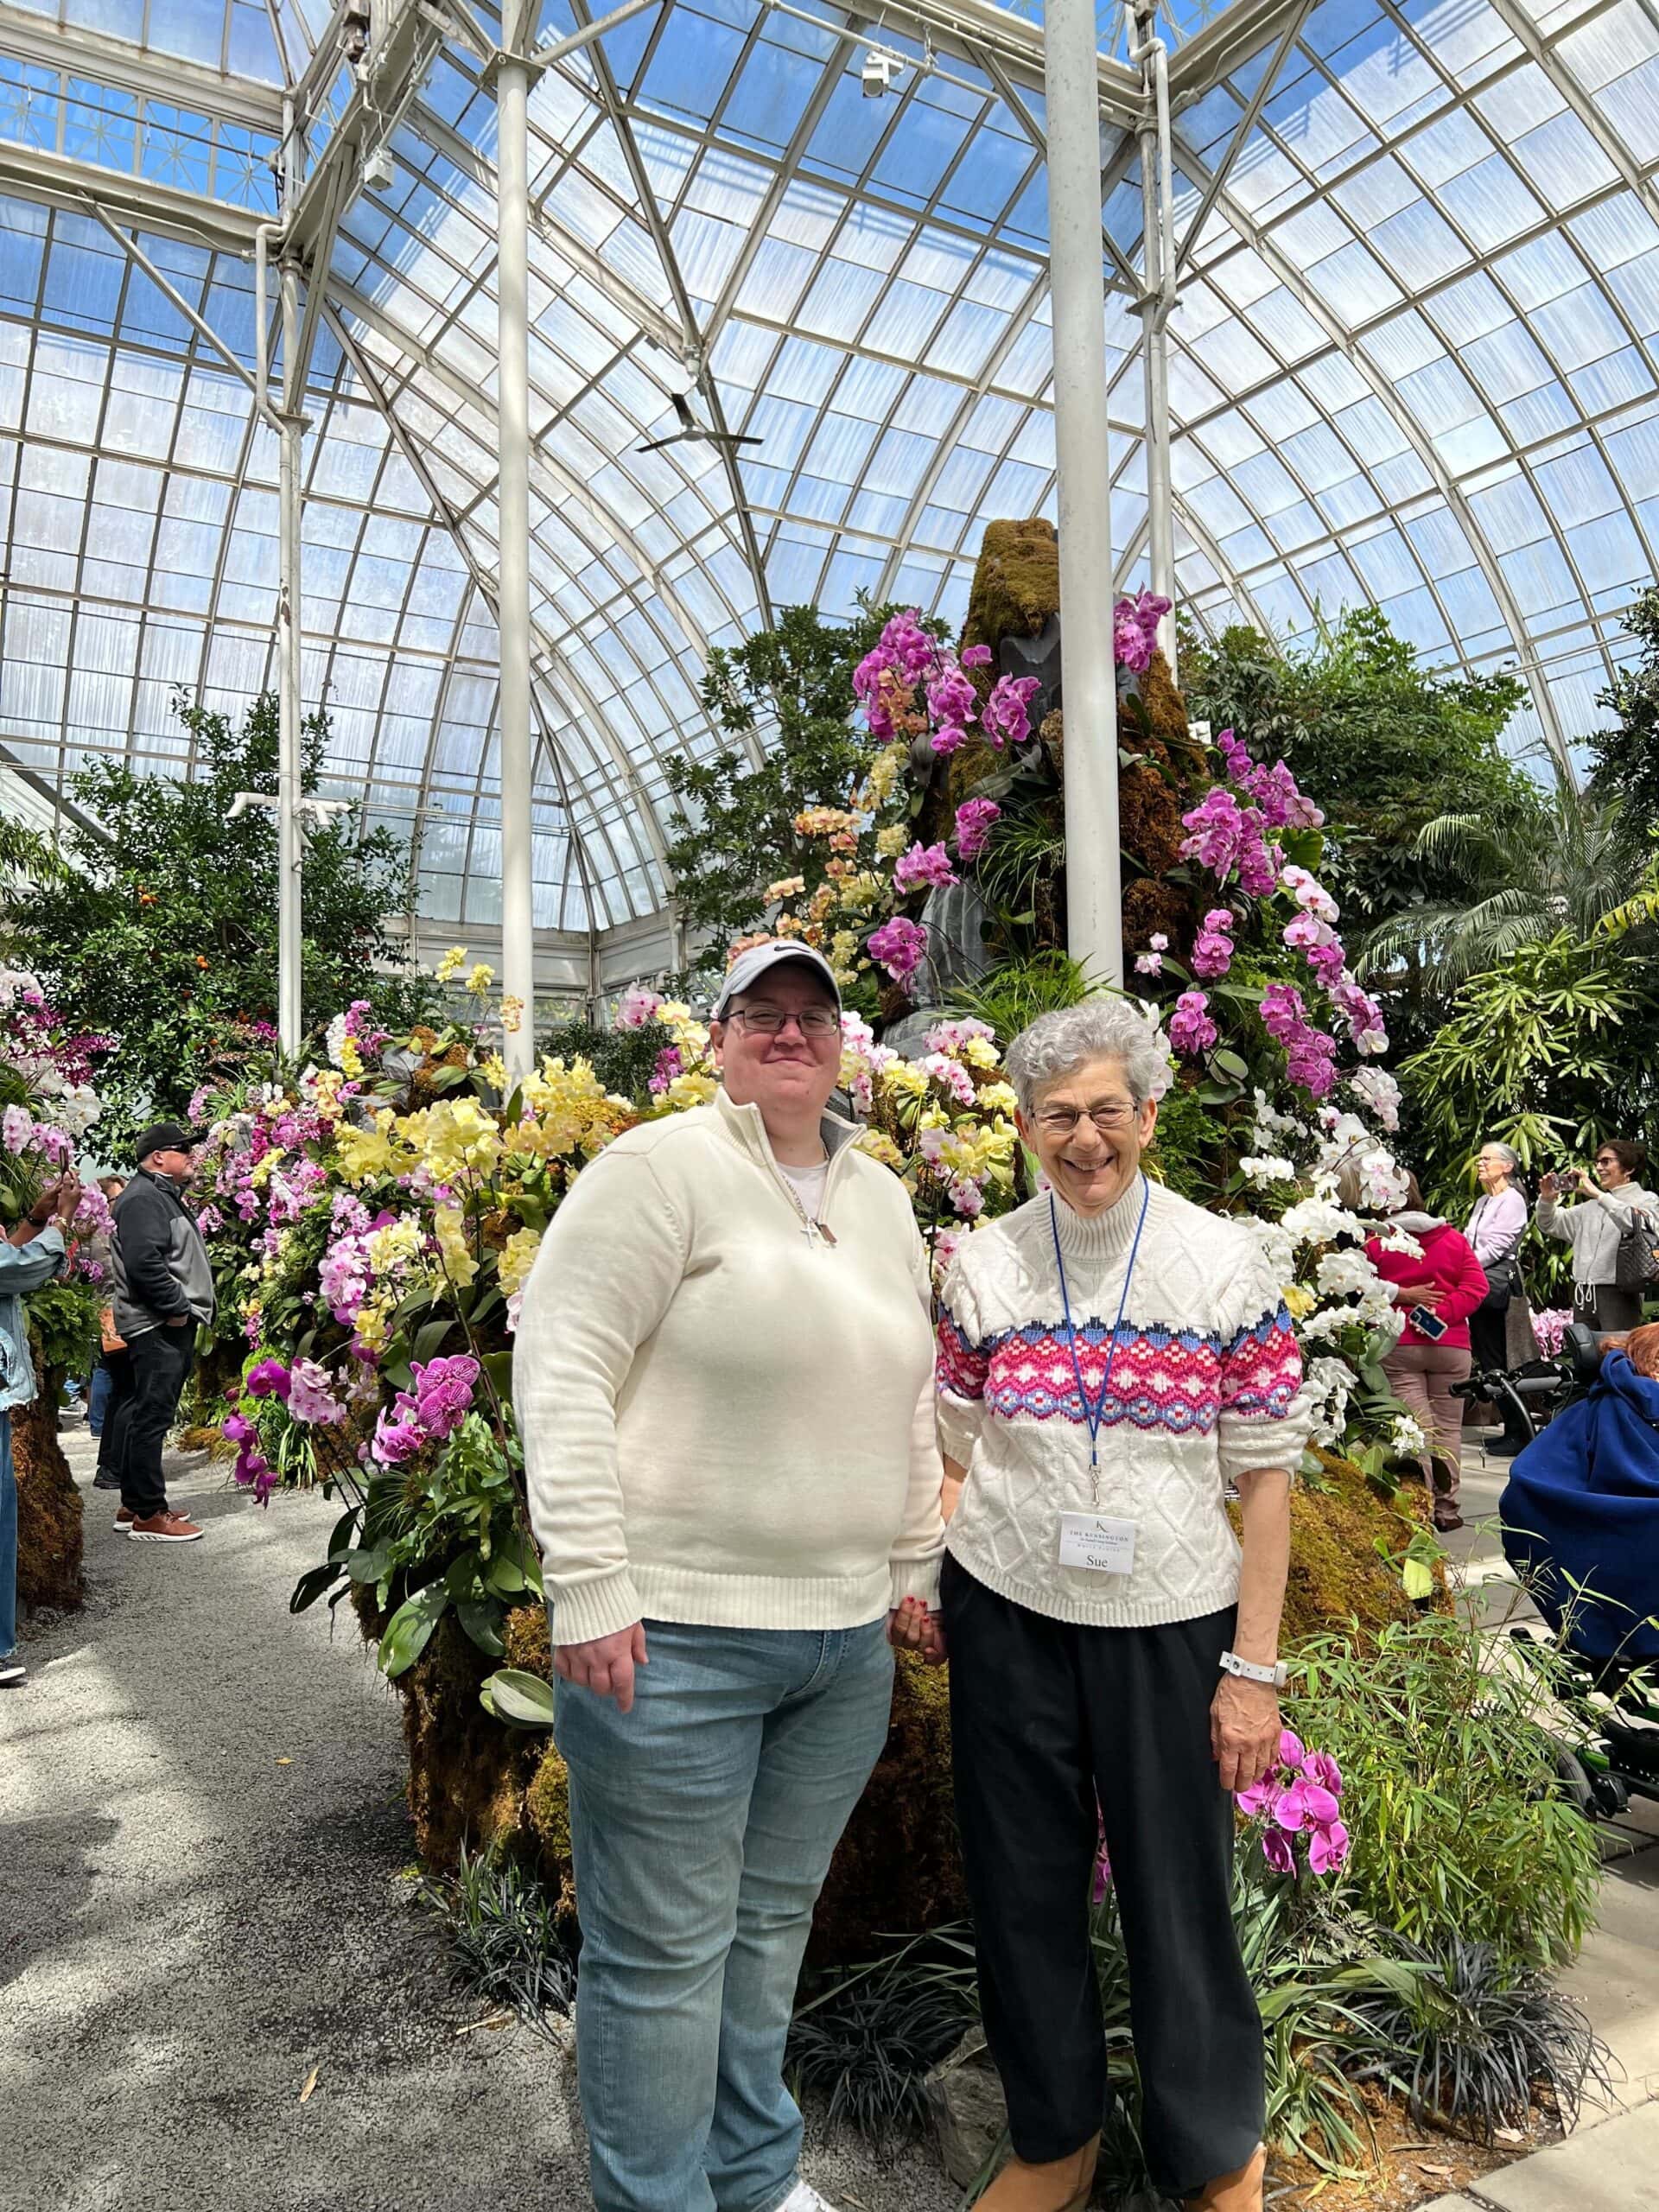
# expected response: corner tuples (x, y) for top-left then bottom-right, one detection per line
(1280, 1451), (1444, 1646)
(14, 1385), (81, 1615)
(962, 518), (1058, 651)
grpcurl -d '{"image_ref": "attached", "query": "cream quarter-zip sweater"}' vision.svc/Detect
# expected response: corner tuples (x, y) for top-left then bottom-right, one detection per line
(515, 1087), (944, 1644)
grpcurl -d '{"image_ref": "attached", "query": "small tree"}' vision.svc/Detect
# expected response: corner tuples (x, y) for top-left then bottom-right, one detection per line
(3, 689), (433, 1149)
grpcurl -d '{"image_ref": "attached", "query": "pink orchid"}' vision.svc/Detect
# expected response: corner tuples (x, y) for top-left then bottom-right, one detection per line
(1262, 1828), (1297, 1875)
(868, 916), (928, 988)
(893, 842), (959, 896)
(1307, 1819), (1350, 1875)
(961, 642), (994, 671)
(954, 798), (1001, 861)
(1169, 990), (1217, 1056)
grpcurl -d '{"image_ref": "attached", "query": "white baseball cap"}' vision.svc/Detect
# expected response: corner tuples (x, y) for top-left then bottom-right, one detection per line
(710, 940), (843, 1020)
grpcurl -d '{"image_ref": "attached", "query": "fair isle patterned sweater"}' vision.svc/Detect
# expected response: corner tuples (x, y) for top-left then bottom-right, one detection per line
(937, 1176), (1313, 1627)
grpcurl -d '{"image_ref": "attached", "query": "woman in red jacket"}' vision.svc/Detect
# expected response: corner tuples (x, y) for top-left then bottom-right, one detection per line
(1366, 1174), (1489, 1533)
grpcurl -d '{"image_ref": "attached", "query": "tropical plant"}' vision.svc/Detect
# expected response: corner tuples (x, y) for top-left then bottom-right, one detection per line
(1288, 1615), (1605, 1966)
(1359, 766), (1649, 991)
(420, 1840), (575, 2032)
(946, 950), (1096, 1038)
(2, 689), (433, 1148)
(1349, 1935), (1608, 2141)
(1401, 928), (1653, 1199)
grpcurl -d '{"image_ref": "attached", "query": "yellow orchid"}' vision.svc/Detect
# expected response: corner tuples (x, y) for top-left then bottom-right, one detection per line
(435, 945), (467, 982)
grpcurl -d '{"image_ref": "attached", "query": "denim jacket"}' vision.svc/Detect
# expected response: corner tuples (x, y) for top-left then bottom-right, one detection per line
(0, 1225), (66, 1412)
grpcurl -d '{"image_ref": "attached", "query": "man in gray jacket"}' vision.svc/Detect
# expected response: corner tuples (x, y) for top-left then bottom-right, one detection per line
(106, 1122), (215, 1543)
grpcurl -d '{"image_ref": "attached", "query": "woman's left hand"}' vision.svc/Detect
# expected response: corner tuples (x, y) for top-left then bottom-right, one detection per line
(1211, 1676), (1281, 1794)
(887, 1597), (947, 1664)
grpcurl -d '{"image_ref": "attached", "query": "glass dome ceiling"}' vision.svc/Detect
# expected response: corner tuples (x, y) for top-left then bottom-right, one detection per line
(0, 0), (1654, 972)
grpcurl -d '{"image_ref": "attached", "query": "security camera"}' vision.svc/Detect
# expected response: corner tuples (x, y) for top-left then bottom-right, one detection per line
(861, 50), (902, 97)
(361, 145), (394, 191)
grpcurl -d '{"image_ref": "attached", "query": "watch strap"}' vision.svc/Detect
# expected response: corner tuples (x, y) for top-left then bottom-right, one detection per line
(1220, 1649), (1287, 1689)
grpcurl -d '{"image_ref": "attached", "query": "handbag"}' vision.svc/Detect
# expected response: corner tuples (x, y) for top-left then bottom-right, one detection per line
(1614, 1205), (1659, 1293)
(1478, 1255), (1516, 1313)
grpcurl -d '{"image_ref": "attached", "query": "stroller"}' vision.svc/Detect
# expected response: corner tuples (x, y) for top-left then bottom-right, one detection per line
(1485, 1326), (1659, 1820)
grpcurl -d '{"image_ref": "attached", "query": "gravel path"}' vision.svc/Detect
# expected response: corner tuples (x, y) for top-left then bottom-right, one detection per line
(0, 1433), (960, 2212)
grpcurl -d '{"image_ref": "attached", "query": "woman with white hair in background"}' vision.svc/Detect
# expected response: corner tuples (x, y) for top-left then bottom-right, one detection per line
(1465, 1141), (1537, 1461)
(934, 997), (1313, 2212)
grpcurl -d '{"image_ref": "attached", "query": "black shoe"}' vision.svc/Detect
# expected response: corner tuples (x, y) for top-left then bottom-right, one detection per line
(1486, 1433), (1529, 1459)
(92, 1471), (121, 1491)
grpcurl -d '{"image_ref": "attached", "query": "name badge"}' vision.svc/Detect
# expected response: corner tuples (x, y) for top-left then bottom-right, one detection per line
(1058, 1512), (1137, 1575)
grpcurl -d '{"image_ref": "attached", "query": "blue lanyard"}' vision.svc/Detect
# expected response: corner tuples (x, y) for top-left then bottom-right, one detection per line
(1049, 1178), (1150, 1473)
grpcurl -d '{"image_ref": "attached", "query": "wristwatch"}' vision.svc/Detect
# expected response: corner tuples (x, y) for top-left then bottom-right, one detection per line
(1219, 1649), (1288, 1690)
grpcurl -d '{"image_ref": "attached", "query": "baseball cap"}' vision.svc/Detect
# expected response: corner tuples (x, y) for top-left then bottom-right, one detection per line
(133, 1120), (199, 1165)
(710, 940), (842, 1021)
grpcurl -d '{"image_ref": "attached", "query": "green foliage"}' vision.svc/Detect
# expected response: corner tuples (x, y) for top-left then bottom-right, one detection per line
(1362, 766), (1648, 993)
(1590, 583), (1659, 854)
(1401, 928), (1652, 1199)
(292, 1412), (540, 1676)
(419, 1840), (575, 2031)
(540, 1014), (664, 1103)
(663, 601), (929, 983)
(1289, 1614), (1605, 1966)
(1351, 1936), (1608, 2140)
(945, 950), (1097, 1038)
(3, 690), (434, 1150)
(1145, 1080), (1230, 1205)
(26, 1278), (103, 1378)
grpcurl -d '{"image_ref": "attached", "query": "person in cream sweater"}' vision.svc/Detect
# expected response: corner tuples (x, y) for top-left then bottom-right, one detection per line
(514, 940), (944, 2212)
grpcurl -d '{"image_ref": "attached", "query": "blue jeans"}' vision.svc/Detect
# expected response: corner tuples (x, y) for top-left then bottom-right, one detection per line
(555, 1618), (894, 2212)
(1, 1408), (16, 1659)
(87, 1360), (113, 1436)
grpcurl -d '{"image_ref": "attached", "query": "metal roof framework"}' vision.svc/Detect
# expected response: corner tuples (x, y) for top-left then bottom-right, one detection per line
(0, 0), (1655, 982)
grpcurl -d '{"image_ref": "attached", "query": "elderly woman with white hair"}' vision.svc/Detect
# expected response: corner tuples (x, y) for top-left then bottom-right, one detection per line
(1465, 1141), (1537, 1459)
(935, 998), (1313, 2212)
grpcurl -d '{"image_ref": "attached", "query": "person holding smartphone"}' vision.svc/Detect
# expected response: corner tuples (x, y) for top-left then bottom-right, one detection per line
(1537, 1141), (1656, 1333)
(1363, 1173), (1489, 1533)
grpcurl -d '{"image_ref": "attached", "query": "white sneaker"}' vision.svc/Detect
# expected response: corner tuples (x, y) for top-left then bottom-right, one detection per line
(774, 2186), (842, 2212)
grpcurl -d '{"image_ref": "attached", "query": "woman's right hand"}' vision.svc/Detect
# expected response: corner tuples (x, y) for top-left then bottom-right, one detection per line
(1394, 1284), (1442, 1309)
(555, 1623), (649, 1713)
(1539, 1172), (1559, 1199)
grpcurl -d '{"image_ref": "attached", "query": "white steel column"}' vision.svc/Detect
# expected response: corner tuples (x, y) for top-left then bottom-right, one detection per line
(496, 39), (536, 1080)
(1046, 0), (1122, 988)
(277, 253), (304, 1058)
(1133, 0), (1178, 678)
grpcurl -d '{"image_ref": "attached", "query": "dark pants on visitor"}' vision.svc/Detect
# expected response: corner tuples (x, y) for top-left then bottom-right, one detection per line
(1575, 1281), (1643, 1334)
(941, 1555), (1263, 2200)
(1470, 1305), (1529, 1447)
(94, 1348), (136, 1488)
(113, 1329), (194, 1520)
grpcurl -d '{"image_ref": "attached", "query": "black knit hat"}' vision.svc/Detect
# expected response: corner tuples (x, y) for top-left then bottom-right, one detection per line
(133, 1120), (198, 1166)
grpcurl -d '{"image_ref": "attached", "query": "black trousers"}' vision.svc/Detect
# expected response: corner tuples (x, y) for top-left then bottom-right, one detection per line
(93, 1348), (136, 1482)
(941, 1554), (1264, 2198)
(115, 1328), (194, 1519)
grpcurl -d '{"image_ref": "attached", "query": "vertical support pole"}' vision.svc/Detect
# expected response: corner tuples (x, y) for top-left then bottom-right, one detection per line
(1046, 0), (1122, 988)
(277, 259), (304, 1058)
(1135, 1), (1177, 679)
(497, 44), (536, 1081)
(1138, 136), (1177, 680)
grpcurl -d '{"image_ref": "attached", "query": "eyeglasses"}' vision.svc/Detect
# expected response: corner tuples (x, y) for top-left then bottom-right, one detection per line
(1035, 1103), (1137, 1135)
(723, 1005), (841, 1038)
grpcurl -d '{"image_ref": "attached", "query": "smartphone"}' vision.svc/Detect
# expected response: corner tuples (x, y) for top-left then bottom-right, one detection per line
(1411, 1305), (1450, 1342)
